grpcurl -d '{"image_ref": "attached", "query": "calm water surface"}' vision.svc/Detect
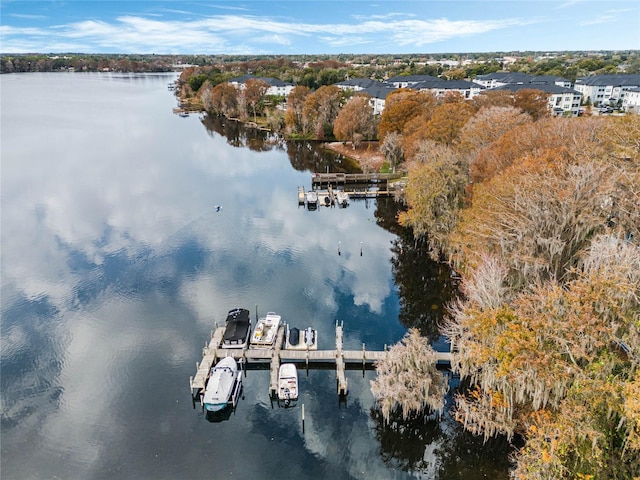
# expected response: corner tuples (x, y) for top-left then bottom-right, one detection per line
(1, 73), (511, 479)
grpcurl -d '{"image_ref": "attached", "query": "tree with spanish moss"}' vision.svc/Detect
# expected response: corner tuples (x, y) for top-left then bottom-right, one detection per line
(371, 328), (449, 423)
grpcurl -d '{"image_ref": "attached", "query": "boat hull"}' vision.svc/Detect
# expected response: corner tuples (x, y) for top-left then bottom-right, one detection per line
(203, 356), (239, 412)
(204, 402), (230, 413)
(249, 312), (281, 348)
(278, 363), (298, 407)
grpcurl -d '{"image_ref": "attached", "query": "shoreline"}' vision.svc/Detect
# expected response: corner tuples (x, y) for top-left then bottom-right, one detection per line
(322, 141), (385, 173)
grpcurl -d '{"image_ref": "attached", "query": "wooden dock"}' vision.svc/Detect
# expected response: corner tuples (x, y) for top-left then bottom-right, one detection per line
(311, 172), (403, 185)
(191, 321), (452, 401)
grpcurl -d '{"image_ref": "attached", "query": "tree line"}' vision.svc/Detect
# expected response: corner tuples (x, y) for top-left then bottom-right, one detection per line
(370, 94), (640, 478)
(185, 56), (640, 478)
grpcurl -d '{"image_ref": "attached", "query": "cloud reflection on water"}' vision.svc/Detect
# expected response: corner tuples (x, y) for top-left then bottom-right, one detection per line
(1, 73), (411, 479)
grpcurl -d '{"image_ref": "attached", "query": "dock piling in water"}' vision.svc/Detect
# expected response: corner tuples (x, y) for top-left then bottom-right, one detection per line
(190, 319), (452, 402)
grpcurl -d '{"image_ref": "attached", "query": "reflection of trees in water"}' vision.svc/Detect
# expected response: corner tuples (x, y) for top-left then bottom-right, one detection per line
(372, 200), (458, 341)
(371, 402), (512, 478)
(201, 115), (280, 152)
(391, 234), (458, 341)
(200, 114), (361, 174)
(284, 140), (361, 173)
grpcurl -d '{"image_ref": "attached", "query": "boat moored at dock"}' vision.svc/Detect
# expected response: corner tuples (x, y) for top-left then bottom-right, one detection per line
(203, 356), (242, 412)
(335, 191), (350, 207)
(305, 190), (318, 208)
(285, 325), (318, 350)
(250, 312), (282, 348)
(220, 308), (251, 349)
(277, 363), (298, 407)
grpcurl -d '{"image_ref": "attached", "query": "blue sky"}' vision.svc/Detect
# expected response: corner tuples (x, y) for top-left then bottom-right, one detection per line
(1, 1), (639, 54)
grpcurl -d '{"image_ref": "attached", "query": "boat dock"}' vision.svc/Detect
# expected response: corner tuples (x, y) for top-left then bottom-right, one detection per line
(190, 321), (452, 402)
(311, 172), (403, 186)
(302, 173), (406, 202)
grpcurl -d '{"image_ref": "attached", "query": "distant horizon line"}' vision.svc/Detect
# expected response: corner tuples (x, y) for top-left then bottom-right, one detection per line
(2, 49), (640, 57)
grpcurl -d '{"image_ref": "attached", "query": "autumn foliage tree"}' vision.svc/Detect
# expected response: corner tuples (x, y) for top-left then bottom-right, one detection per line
(206, 82), (239, 117)
(333, 94), (377, 148)
(284, 85), (310, 135)
(398, 142), (468, 259)
(244, 78), (270, 123)
(377, 89), (437, 141)
(445, 236), (640, 479)
(382, 111), (640, 479)
(513, 88), (551, 120)
(301, 85), (343, 139)
(458, 106), (532, 156)
(422, 102), (475, 145)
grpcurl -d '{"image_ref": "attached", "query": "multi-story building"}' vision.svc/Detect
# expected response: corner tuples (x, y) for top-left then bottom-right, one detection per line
(492, 83), (582, 117)
(227, 75), (295, 97)
(384, 74), (442, 89)
(359, 84), (398, 115)
(411, 79), (485, 99)
(474, 72), (572, 89)
(623, 87), (640, 114)
(574, 74), (640, 107)
(334, 78), (380, 92)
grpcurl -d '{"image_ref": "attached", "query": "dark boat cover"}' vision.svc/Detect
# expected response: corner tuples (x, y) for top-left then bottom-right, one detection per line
(222, 308), (251, 345)
(288, 327), (300, 346)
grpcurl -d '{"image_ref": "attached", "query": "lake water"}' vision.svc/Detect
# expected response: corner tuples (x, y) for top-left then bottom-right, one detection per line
(1, 72), (511, 479)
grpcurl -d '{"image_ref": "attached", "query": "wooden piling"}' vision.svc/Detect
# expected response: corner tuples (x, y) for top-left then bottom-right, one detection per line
(191, 320), (453, 401)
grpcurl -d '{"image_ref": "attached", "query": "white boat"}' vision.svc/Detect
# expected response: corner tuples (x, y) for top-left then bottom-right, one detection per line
(202, 356), (241, 412)
(278, 363), (298, 407)
(336, 191), (350, 207)
(249, 312), (281, 348)
(306, 191), (318, 208)
(285, 325), (318, 350)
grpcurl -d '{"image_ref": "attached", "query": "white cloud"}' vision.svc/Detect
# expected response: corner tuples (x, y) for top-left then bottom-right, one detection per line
(1, 12), (531, 53)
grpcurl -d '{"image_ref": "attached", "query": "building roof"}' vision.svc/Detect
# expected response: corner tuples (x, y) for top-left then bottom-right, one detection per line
(335, 78), (380, 89)
(228, 75), (293, 87)
(385, 74), (443, 84)
(529, 75), (571, 84)
(475, 72), (535, 84)
(493, 84), (580, 95)
(575, 74), (640, 87)
(412, 79), (485, 90)
(360, 84), (398, 100)
(476, 72), (569, 84)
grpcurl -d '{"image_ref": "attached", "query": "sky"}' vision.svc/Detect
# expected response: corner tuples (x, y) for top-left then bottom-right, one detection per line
(1, 0), (639, 55)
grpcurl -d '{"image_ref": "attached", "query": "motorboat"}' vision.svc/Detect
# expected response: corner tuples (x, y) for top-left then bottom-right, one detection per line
(249, 312), (281, 348)
(306, 191), (318, 209)
(285, 325), (318, 350)
(221, 308), (251, 349)
(336, 190), (350, 208)
(203, 356), (242, 412)
(317, 190), (332, 206)
(278, 363), (298, 407)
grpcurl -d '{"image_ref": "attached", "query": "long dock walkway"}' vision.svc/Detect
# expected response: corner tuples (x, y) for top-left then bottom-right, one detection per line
(190, 321), (452, 401)
(311, 172), (403, 185)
